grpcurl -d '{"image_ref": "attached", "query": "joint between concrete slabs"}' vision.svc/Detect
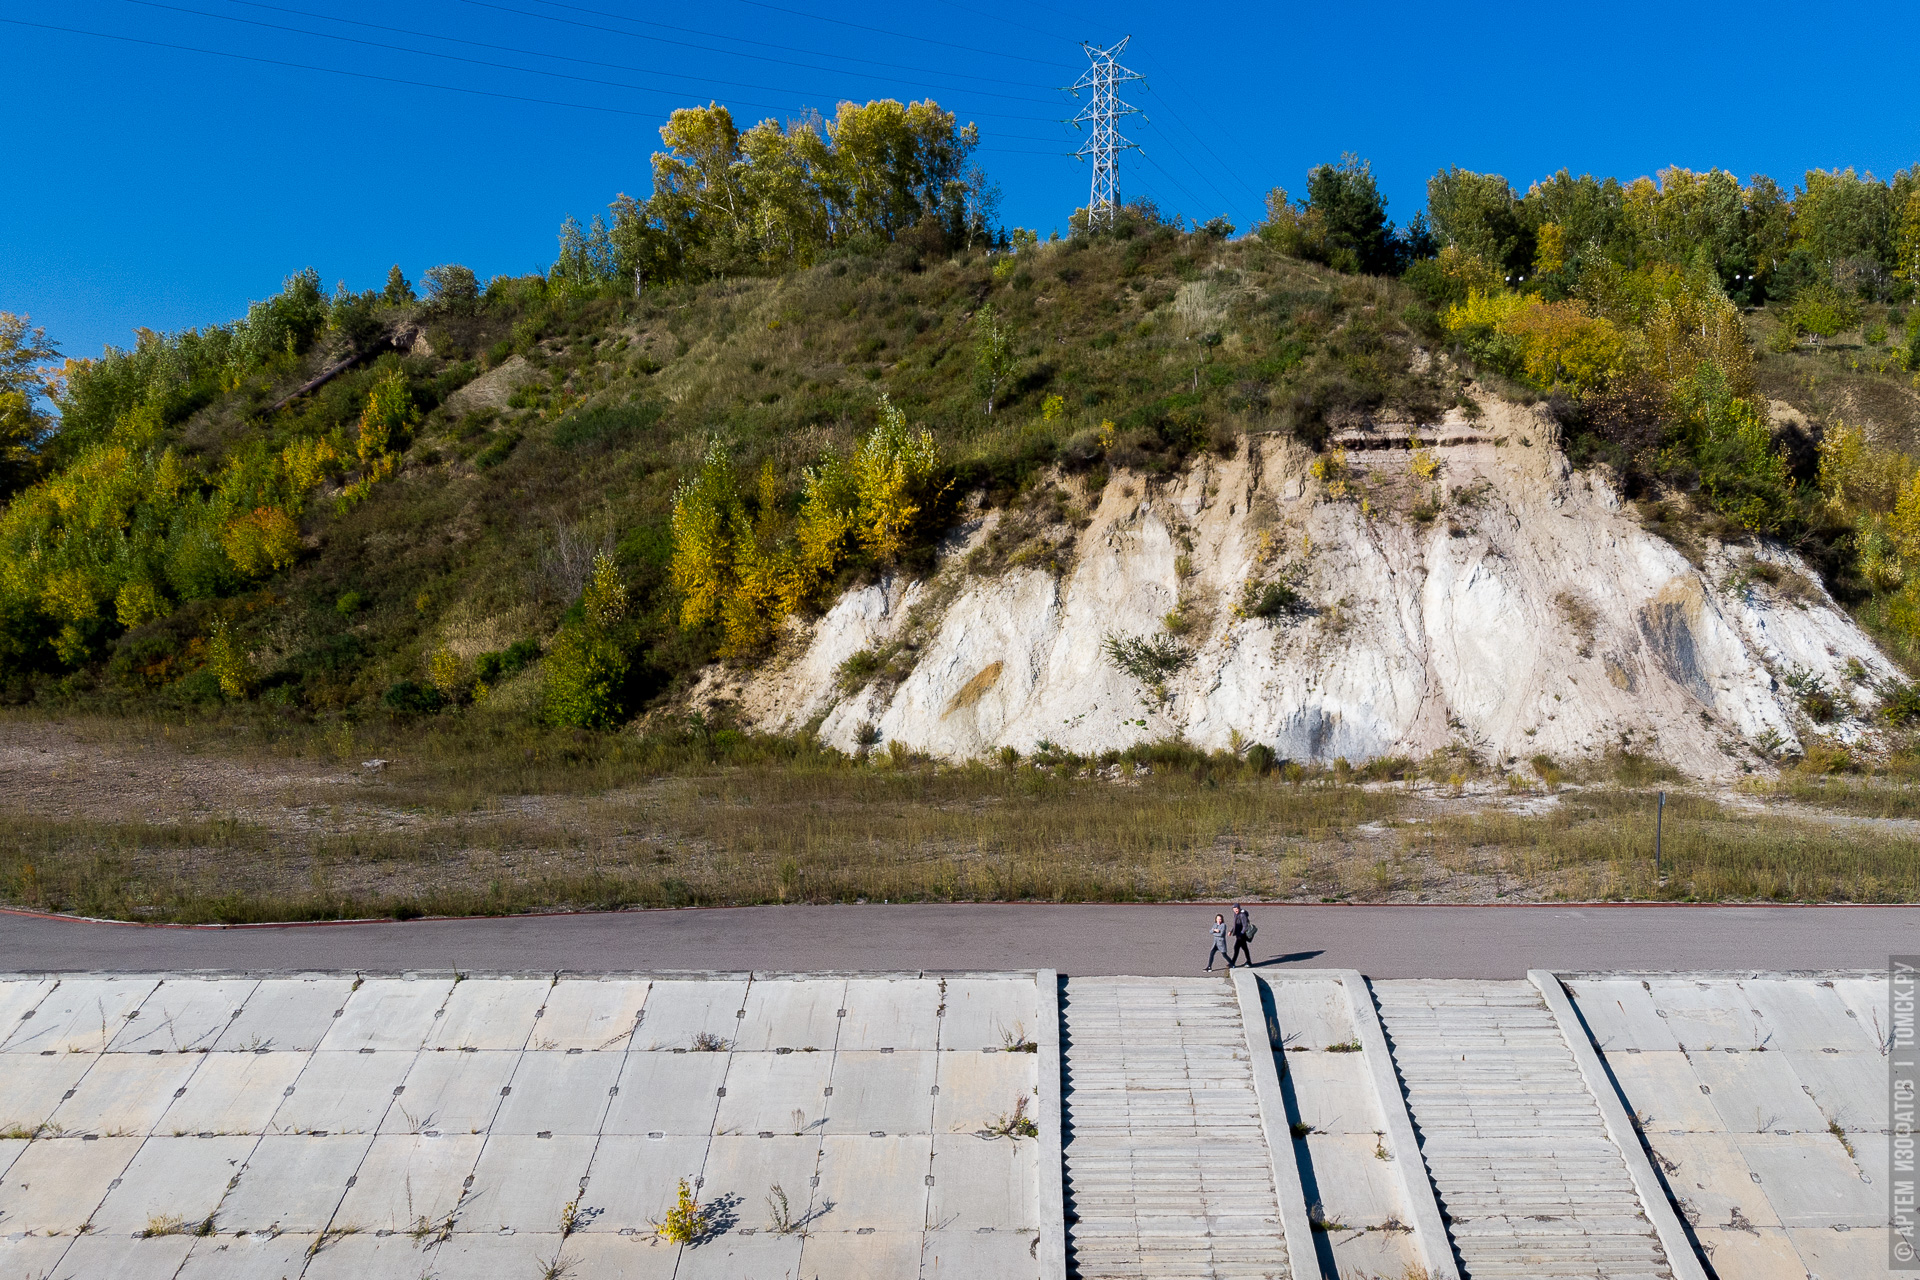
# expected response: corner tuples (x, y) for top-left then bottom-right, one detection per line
(1529, 968), (1711, 1280)
(1232, 969), (1317, 1280)
(1339, 969), (1463, 1280)
(1034, 969), (1068, 1280)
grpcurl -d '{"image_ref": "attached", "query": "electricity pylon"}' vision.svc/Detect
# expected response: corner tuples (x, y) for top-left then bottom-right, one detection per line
(1067, 37), (1144, 231)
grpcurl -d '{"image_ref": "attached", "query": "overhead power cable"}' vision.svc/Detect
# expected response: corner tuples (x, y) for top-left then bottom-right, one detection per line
(701, 0), (1065, 68)
(444, 0), (1052, 90)
(117, 0), (1060, 120)
(1143, 84), (1263, 204)
(5, 15), (1065, 150)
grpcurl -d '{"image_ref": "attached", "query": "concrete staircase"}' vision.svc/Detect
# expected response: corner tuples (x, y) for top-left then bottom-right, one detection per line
(1059, 977), (1290, 1280)
(1372, 980), (1674, 1280)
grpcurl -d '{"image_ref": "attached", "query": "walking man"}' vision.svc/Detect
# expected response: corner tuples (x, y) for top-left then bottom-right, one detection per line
(1206, 913), (1233, 972)
(1229, 902), (1254, 968)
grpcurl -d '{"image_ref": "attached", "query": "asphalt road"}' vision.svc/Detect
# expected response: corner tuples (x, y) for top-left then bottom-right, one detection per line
(3, 903), (1917, 977)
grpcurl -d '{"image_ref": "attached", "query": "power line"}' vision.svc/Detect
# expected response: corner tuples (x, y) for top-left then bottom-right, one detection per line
(5, 15), (1067, 150)
(117, 0), (1062, 120)
(454, 0), (1052, 90)
(701, 0), (1065, 68)
(1135, 115), (1238, 218)
(1142, 83), (1262, 204)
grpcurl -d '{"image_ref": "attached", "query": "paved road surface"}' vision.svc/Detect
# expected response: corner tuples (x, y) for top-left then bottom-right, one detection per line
(3, 903), (1916, 976)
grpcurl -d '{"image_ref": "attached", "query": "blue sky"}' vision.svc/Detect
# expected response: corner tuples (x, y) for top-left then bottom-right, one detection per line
(6, 0), (1917, 361)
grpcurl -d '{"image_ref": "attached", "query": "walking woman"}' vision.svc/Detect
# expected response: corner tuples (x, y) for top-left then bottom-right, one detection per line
(1206, 913), (1233, 972)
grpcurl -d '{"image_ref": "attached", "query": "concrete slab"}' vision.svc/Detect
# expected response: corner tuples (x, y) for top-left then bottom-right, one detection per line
(1694, 1049), (1831, 1133)
(426, 979), (547, 1052)
(1604, 1051), (1725, 1131)
(44, 1230), (194, 1280)
(299, 1230), (448, 1280)
(734, 979), (844, 1054)
(0, 1136), (25, 1182)
(1782, 1049), (1885, 1132)
(540, 977), (652, 1052)
(714, 1054), (834, 1136)
(1, 978), (158, 1055)
(420, 1230), (568, 1279)
(812, 1135), (930, 1233)
(798, 1229), (920, 1278)
(1742, 980), (1882, 1054)
(928, 1131), (1035, 1231)
(921, 1226), (1043, 1278)
(534, 1233), (678, 1279)
(698, 1135), (823, 1231)
(1316, 1220), (1421, 1280)
(273, 1053), (412, 1134)
(0, 1235), (71, 1280)
(578, 1134), (711, 1233)
(0, 980), (57, 1045)
(635, 980), (749, 1052)
(377, 1050), (515, 1136)
(1644, 978), (1767, 1050)
(160, 1051), (305, 1136)
(176, 1230), (325, 1280)
(1788, 1222), (1894, 1279)
(48, 1053), (201, 1136)
(1691, 1225), (1808, 1280)
(1831, 978), (1894, 1051)
(1263, 978), (1354, 1051)
(929, 1052), (1036, 1137)
(1734, 1133), (1881, 1227)
(602, 1053), (728, 1136)
(219, 1133), (371, 1232)
(1643, 1132), (1782, 1228)
(459, 1134), (595, 1232)
(937, 978), (1037, 1054)
(1277, 1052), (1384, 1135)
(333, 1132), (483, 1233)
(840, 978), (941, 1051)
(1298, 1132), (1404, 1231)
(0, 1135), (140, 1232)
(673, 1229), (804, 1280)
(490, 1050), (622, 1135)
(0, 1053), (95, 1132)
(820, 1051), (935, 1135)
(214, 979), (354, 1053)
(1566, 978), (1687, 1052)
(108, 980), (258, 1054)
(89, 1135), (254, 1233)
(318, 979), (451, 1053)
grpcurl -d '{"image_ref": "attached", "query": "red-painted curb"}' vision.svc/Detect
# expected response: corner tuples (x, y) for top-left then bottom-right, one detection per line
(3, 899), (1916, 932)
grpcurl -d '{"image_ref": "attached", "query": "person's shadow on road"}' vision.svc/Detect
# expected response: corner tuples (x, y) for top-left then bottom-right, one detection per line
(1253, 950), (1325, 967)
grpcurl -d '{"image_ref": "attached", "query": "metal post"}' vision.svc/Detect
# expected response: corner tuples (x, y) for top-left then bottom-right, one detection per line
(1655, 790), (1664, 882)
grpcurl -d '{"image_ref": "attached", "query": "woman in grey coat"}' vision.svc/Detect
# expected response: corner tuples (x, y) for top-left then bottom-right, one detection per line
(1206, 914), (1233, 972)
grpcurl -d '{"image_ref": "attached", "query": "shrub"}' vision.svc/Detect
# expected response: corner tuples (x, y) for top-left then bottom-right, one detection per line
(383, 679), (444, 715)
(1101, 632), (1191, 682)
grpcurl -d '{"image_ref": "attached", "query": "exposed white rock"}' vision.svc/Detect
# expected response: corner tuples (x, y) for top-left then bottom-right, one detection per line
(711, 397), (1903, 779)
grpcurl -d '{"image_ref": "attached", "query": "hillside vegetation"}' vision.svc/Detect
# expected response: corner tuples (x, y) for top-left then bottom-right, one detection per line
(3, 112), (1920, 750)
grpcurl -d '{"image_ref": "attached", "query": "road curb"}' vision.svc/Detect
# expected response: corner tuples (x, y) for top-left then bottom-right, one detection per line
(1530, 969), (1710, 1280)
(1034, 968), (1068, 1280)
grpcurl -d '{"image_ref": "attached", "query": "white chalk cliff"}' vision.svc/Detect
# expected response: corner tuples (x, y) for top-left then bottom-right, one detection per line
(704, 396), (1902, 779)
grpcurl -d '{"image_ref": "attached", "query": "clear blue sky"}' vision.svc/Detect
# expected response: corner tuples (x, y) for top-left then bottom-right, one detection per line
(6, 0), (1917, 361)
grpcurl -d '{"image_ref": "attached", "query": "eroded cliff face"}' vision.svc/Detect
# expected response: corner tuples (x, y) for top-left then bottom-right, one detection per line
(698, 397), (1901, 779)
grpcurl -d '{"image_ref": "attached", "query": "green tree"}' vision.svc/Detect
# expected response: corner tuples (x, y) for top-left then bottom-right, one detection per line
(1428, 168), (1531, 275)
(546, 551), (633, 729)
(0, 313), (59, 498)
(382, 265), (414, 306)
(973, 304), (1014, 415)
(1303, 155), (1395, 275)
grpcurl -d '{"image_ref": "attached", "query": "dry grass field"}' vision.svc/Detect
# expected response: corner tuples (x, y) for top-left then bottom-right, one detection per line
(3, 712), (1917, 923)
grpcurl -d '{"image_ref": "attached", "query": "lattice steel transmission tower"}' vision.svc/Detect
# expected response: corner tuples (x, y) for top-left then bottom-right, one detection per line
(1067, 37), (1144, 230)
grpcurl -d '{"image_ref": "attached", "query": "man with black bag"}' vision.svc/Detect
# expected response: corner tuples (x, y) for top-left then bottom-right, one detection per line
(1228, 902), (1255, 968)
